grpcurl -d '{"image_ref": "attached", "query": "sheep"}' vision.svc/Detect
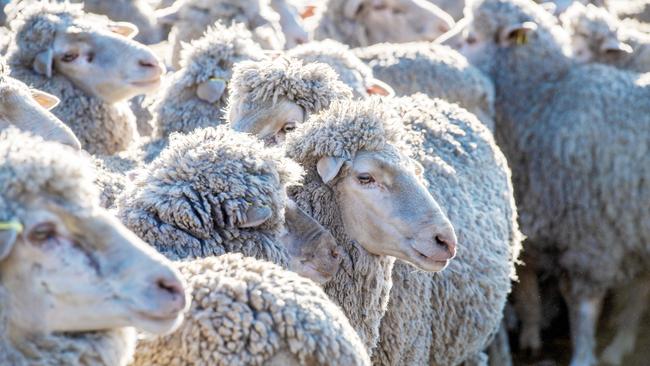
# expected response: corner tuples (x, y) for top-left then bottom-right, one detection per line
(284, 98), (458, 352)
(0, 59), (80, 148)
(270, 0), (309, 48)
(159, 0), (285, 68)
(132, 253), (370, 366)
(446, 0), (650, 364)
(427, 0), (465, 19)
(0, 128), (187, 366)
(286, 39), (395, 99)
(117, 126), (342, 284)
(354, 42), (496, 131)
(370, 94), (521, 366)
(225, 56), (353, 145)
(83, 0), (167, 44)
(152, 22), (266, 140)
(561, 2), (650, 73)
(6, 2), (165, 155)
(312, 0), (455, 47)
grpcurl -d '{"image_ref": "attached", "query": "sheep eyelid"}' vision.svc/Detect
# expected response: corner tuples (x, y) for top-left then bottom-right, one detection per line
(61, 52), (79, 62)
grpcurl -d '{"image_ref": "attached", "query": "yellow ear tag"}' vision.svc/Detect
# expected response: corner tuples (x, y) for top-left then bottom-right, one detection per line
(0, 221), (23, 233)
(515, 30), (528, 45)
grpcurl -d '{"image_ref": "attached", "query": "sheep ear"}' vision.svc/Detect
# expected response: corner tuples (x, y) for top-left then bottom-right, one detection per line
(600, 38), (633, 56)
(300, 5), (317, 19)
(33, 49), (53, 78)
(262, 50), (283, 60)
(196, 78), (226, 103)
(343, 0), (364, 18)
(0, 223), (19, 261)
(317, 156), (345, 184)
(108, 22), (139, 39)
(366, 78), (395, 97)
(240, 205), (273, 228)
(499, 21), (537, 46)
(539, 2), (557, 15)
(30, 89), (60, 110)
(156, 5), (181, 25)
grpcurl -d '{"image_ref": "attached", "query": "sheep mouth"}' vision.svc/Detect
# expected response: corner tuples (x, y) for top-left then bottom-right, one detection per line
(131, 78), (161, 88)
(407, 246), (450, 272)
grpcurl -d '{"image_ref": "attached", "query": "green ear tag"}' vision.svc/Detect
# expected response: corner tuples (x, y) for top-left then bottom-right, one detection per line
(516, 31), (528, 45)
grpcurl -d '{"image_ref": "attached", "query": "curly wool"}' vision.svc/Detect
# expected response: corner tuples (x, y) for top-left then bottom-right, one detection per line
(0, 130), (135, 366)
(7, 3), (138, 155)
(225, 57), (353, 120)
(118, 126), (303, 265)
(287, 40), (375, 99)
(153, 22), (265, 139)
(468, 0), (650, 299)
(132, 253), (370, 366)
(372, 94), (521, 366)
(284, 98), (407, 352)
(355, 42), (496, 131)
(168, 0), (284, 67)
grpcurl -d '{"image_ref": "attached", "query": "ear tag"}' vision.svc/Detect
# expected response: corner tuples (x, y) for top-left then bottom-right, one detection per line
(516, 31), (528, 45)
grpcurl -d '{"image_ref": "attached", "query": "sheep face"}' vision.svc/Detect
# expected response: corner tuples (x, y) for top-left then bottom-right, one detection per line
(320, 148), (457, 272)
(280, 199), (341, 284)
(0, 77), (80, 149)
(35, 22), (165, 103)
(344, 0), (454, 44)
(271, 0), (309, 47)
(0, 200), (187, 336)
(230, 98), (304, 145)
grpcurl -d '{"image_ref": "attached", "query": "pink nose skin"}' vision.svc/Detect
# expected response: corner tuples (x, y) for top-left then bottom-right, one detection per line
(435, 233), (457, 259)
(138, 56), (165, 78)
(154, 275), (186, 314)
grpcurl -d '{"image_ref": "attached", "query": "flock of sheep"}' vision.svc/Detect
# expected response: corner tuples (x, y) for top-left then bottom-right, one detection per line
(0, 0), (648, 365)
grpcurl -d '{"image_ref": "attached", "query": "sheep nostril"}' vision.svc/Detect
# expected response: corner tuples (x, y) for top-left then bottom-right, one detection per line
(331, 248), (340, 259)
(435, 234), (457, 258)
(156, 277), (186, 308)
(139, 59), (156, 68)
(295, 37), (307, 45)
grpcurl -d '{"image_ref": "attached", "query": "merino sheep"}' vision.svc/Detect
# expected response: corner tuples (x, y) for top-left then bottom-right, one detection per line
(0, 128), (187, 366)
(446, 0), (650, 364)
(355, 42), (496, 131)
(226, 56), (353, 145)
(159, 0), (285, 68)
(561, 2), (650, 73)
(132, 253), (370, 366)
(284, 98), (458, 352)
(83, 0), (166, 45)
(372, 94), (521, 366)
(286, 39), (395, 99)
(152, 22), (265, 140)
(312, 0), (455, 47)
(117, 126), (341, 283)
(0, 59), (80, 148)
(7, 2), (164, 155)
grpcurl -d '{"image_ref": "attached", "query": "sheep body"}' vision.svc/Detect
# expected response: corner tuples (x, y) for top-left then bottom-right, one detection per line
(373, 94), (521, 366)
(132, 253), (370, 366)
(83, 0), (165, 44)
(118, 126), (303, 266)
(6, 4), (138, 155)
(355, 42), (496, 131)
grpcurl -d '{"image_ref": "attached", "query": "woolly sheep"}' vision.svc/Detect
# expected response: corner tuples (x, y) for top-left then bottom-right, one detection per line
(561, 2), (650, 73)
(372, 94), (521, 366)
(83, 0), (166, 44)
(117, 126), (342, 283)
(448, 0), (650, 364)
(270, 0), (309, 48)
(0, 59), (80, 148)
(286, 39), (395, 99)
(355, 42), (496, 131)
(152, 22), (265, 140)
(0, 128), (187, 365)
(312, 0), (455, 47)
(7, 3), (164, 155)
(284, 98), (458, 352)
(132, 253), (370, 366)
(226, 56), (353, 145)
(159, 0), (285, 68)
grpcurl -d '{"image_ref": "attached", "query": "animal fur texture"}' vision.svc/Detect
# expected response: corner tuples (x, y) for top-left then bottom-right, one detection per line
(132, 253), (370, 366)
(373, 94), (521, 366)
(6, 3), (138, 155)
(355, 42), (496, 131)
(118, 126), (303, 265)
(153, 22), (266, 139)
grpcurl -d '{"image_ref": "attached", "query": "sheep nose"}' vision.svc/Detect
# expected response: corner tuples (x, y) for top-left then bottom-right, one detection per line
(154, 274), (187, 313)
(330, 246), (341, 260)
(294, 36), (307, 45)
(138, 56), (165, 77)
(435, 231), (457, 259)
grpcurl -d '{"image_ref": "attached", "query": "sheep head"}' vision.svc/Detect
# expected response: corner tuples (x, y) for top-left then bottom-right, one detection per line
(13, 4), (165, 103)
(0, 75), (81, 149)
(0, 129), (187, 339)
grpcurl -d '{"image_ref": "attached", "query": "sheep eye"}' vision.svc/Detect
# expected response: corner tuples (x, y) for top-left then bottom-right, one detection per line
(282, 122), (297, 133)
(61, 52), (79, 63)
(86, 52), (95, 63)
(374, 4), (388, 11)
(466, 35), (477, 45)
(357, 173), (375, 185)
(28, 222), (57, 242)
